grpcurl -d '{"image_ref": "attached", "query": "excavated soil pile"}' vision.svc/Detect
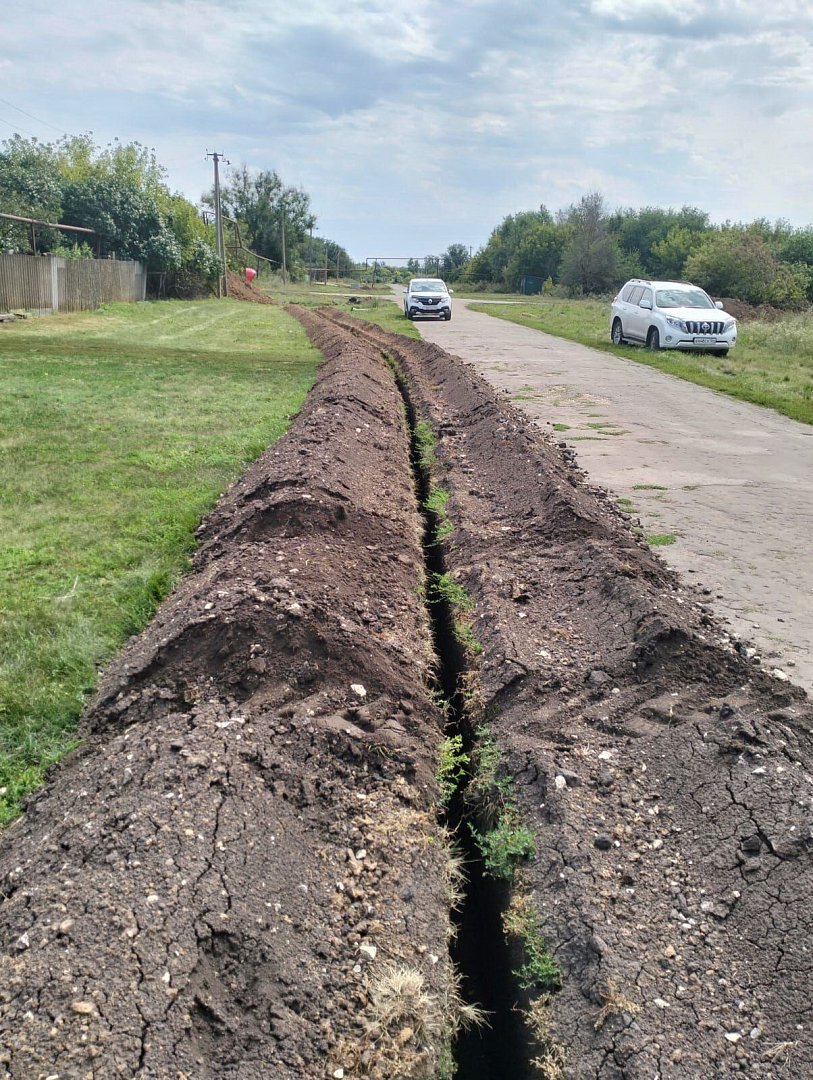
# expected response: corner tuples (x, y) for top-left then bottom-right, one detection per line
(226, 270), (274, 303)
(0, 316), (457, 1079)
(320, 311), (813, 1080)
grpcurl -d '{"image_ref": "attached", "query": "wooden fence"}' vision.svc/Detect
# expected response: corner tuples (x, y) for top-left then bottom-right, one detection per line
(0, 254), (147, 313)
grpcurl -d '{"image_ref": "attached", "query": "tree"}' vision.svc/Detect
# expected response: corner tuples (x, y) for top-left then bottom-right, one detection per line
(0, 135), (62, 251)
(684, 230), (809, 306)
(608, 204), (710, 276)
(210, 165), (313, 272)
(651, 226), (705, 279)
(559, 193), (620, 295)
(440, 243), (470, 280)
(0, 133), (220, 290)
(504, 221), (565, 290)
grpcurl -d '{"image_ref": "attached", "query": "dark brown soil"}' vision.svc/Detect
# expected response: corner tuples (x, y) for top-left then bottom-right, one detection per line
(226, 270), (275, 303)
(0, 313), (457, 1079)
(2, 301), (812, 1080)
(716, 297), (786, 322)
(321, 311), (813, 1079)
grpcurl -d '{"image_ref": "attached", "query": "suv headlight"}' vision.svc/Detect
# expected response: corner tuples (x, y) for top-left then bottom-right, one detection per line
(666, 316), (688, 332)
(723, 319), (735, 332)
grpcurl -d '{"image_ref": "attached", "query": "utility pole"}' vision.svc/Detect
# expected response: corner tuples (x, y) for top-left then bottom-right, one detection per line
(280, 206), (287, 285)
(206, 150), (230, 298)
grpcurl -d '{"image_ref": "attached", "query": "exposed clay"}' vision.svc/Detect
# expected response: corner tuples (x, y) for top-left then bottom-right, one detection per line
(0, 316), (456, 1079)
(320, 311), (813, 1080)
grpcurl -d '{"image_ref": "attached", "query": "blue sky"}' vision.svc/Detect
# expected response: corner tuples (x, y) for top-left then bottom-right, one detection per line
(2, 0), (813, 260)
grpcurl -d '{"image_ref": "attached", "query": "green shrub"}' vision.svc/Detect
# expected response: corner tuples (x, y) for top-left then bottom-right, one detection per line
(436, 735), (469, 805)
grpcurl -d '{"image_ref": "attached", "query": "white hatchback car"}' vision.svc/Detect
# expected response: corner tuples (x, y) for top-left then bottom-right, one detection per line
(404, 278), (452, 321)
(610, 279), (737, 356)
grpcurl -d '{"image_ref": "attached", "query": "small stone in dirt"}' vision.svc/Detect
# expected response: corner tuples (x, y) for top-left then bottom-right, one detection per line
(557, 768), (582, 787)
(588, 669), (611, 686)
(741, 835), (761, 855)
(350, 684), (367, 698)
(724, 1032), (741, 1043)
(554, 775), (567, 791)
(770, 668), (790, 681)
(400, 886), (414, 901)
(359, 943), (377, 960)
(594, 834), (613, 850)
(71, 1001), (96, 1015)
(57, 918), (75, 935)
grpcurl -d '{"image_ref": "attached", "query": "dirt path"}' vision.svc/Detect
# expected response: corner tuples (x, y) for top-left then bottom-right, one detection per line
(414, 300), (813, 694)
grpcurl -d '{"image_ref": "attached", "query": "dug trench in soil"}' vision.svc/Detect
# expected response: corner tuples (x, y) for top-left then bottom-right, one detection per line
(314, 309), (813, 1080)
(0, 314), (463, 1079)
(386, 344), (536, 1079)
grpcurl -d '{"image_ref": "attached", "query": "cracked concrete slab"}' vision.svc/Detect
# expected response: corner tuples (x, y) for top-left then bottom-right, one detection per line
(414, 299), (813, 695)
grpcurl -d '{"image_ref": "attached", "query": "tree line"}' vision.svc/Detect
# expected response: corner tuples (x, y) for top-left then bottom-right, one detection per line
(205, 164), (351, 279)
(0, 134), (222, 292)
(436, 193), (813, 307)
(0, 136), (352, 293)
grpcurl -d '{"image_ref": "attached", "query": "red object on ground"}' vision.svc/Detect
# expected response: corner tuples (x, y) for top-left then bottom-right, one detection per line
(244, 267), (257, 283)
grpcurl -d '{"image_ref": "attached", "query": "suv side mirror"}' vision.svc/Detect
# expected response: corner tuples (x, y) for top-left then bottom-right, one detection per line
(715, 300), (723, 309)
(449, 289), (454, 294)
(639, 298), (652, 310)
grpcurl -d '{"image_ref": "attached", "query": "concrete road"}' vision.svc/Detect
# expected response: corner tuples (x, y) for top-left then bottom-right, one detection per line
(412, 298), (813, 694)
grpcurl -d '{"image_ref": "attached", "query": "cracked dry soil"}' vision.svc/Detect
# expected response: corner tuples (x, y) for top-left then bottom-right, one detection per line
(0, 306), (811, 1080)
(0, 321), (457, 1079)
(319, 311), (813, 1080)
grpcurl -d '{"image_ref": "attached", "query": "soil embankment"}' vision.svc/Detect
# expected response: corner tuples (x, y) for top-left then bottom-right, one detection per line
(320, 311), (813, 1079)
(2, 301), (811, 1080)
(0, 314), (458, 1078)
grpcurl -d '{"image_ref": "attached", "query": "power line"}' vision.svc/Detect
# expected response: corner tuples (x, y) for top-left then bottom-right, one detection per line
(0, 95), (63, 133)
(0, 114), (40, 139)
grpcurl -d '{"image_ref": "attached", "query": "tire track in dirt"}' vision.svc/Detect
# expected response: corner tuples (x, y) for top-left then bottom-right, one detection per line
(319, 310), (813, 1080)
(0, 314), (462, 1079)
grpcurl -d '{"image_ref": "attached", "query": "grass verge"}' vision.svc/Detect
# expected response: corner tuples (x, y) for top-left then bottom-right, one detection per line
(0, 299), (319, 823)
(261, 280), (421, 339)
(467, 296), (813, 426)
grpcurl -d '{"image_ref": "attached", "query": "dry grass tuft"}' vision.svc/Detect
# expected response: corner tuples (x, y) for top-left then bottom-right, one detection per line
(593, 978), (642, 1031)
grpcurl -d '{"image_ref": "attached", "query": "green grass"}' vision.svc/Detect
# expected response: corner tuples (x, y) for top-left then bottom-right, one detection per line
(0, 299), (320, 822)
(264, 280), (420, 339)
(646, 533), (677, 546)
(467, 296), (813, 425)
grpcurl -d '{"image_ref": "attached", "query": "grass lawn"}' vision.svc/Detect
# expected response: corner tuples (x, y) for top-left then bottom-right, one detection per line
(262, 280), (421, 338)
(0, 299), (320, 823)
(467, 296), (813, 426)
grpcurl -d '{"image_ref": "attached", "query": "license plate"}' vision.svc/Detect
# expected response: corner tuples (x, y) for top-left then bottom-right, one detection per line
(693, 336), (715, 345)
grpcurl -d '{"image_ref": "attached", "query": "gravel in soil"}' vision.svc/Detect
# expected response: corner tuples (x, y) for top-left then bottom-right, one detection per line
(0, 312), (457, 1079)
(321, 310), (813, 1080)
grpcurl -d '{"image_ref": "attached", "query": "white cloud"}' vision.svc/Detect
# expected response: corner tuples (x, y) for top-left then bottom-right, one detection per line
(2, 0), (813, 255)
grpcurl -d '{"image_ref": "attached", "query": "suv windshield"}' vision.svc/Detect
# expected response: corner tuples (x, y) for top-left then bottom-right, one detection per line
(656, 288), (714, 309)
(411, 281), (446, 294)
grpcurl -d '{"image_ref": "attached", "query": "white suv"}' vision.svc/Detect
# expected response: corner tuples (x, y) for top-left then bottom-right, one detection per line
(404, 278), (452, 321)
(610, 279), (736, 356)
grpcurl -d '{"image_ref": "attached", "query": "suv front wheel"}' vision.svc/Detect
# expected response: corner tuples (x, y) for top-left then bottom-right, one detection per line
(646, 327), (660, 350)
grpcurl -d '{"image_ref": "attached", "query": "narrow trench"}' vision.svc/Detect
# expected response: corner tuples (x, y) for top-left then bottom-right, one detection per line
(389, 357), (535, 1079)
